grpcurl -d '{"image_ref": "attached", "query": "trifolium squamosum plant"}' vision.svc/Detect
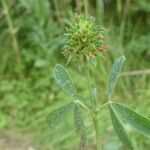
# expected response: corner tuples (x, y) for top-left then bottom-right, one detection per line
(46, 14), (150, 150)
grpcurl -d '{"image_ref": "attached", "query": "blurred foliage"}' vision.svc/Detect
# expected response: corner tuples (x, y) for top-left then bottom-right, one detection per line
(0, 0), (150, 149)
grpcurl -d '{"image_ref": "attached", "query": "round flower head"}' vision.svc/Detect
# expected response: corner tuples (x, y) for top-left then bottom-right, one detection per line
(63, 14), (107, 66)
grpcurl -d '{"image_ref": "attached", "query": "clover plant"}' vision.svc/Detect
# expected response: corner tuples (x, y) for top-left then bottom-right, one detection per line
(46, 14), (150, 150)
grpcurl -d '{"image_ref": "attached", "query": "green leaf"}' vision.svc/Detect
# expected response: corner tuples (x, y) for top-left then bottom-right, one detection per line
(46, 102), (73, 128)
(111, 102), (150, 136)
(107, 55), (126, 101)
(109, 105), (133, 149)
(74, 103), (87, 149)
(55, 64), (77, 98)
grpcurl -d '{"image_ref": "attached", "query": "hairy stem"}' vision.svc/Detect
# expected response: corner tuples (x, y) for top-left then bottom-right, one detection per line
(85, 67), (100, 149)
(92, 113), (100, 150)
(97, 102), (109, 112)
(92, 101), (110, 150)
(76, 100), (88, 110)
(85, 66), (92, 100)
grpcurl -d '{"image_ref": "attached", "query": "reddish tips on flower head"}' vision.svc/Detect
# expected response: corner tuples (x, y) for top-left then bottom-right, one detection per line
(98, 45), (109, 52)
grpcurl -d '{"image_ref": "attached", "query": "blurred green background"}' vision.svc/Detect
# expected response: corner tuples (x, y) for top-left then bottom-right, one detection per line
(0, 0), (150, 149)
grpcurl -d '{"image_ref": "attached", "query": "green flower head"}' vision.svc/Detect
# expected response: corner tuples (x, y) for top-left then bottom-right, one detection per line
(63, 14), (107, 66)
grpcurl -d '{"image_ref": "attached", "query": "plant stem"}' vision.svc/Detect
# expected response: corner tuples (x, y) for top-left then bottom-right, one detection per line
(76, 100), (89, 110)
(2, 0), (21, 63)
(92, 102), (110, 149)
(85, 66), (92, 99)
(120, 0), (131, 44)
(85, 66), (103, 149)
(53, 0), (62, 25)
(92, 113), (100, 150)
(117, 0), (122, 19)
(83, 0), (89, 16)
(97, 102), (109, 112)
(96, 0), (104, 24)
